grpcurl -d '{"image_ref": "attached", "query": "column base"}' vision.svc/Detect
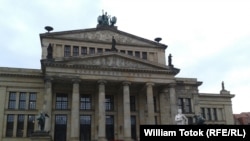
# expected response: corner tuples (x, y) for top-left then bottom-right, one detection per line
(30, 130), (51, 141)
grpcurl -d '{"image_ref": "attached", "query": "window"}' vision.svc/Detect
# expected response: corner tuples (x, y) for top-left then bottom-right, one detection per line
(27, 115), (35, 137)
(80, 95), (91, 110)
(16, 114), (24, 137)
(207, 108), (212, 120)
(54, 115), (67, 141)
(201, 107), (206, 119)
(89, 47), (95, 54)
(131, 116), (136, 140)
(19, 92), (26, 109)
(127, 51), (133, 56)
(130, 96), (136, 111)
(97, 48), (103, 53)
(178, 98), (192, 113)
(8, 92), (16, 109)
(29, 93), (37, 109)
(105, 95), (114, 111)
(142, 52), (147, 59)
(81, 47), (87, 55)
(135, 51), (140, 58)
(56, 94), (68, 110)
(64, 45), (71, 57)
(80, 115), (91, 141)
(73, 46), (79, 56)
(153, 96), (157, 112)
(105, 49), (111, 52)
(213, 108), (218, 121)
(120, 50), (125, 54)
(6, 114), (14, 137)
(155, 116), (158, 125)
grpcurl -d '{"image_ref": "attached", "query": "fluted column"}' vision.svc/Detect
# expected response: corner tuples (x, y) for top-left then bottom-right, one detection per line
(123, 82), (132, 141)
(146, 83), (155, 124)
(98, 80), (107, 141)
(169, 83), (177, 124)
(44, 77), (52, 132)
(71, 79), (80, 141)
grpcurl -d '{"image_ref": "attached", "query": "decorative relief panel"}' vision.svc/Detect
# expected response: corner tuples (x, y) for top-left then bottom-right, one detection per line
(66, 55), (162, 70)
(57, 30), (153, 46)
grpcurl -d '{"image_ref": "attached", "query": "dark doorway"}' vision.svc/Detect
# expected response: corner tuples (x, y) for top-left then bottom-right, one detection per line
(80, 115), (91, 141)
(106, 115), (114, 141)
(54, 115), (67, 141)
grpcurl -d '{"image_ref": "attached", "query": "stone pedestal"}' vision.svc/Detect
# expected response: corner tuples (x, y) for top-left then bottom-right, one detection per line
(30, 131), (52, 141)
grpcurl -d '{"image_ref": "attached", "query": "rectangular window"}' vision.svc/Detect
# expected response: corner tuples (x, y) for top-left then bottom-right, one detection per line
(105, 95), (114, 111)
(19, 92), (26, 109)
(80, 95), (91, 110)
(153, 96), (157, 112)
(130, 96), (136, 111)
(27, 115), (35, 137)
(29, 93), (37, 109)
(105, 49), (111, 52)
(64, 45), (71, 57)
(207, 108), (212, 120)
(213, 108), (218, 121)
(142, 52), (147, 59)
(54, 115), (67, 141)
(73, 46), (79, 56)
(8, 92), (16, 109)
(127, 51), (133, 56)
(80, 115), (91, 141)
(81, 47), (87, 55)
(120, 50), (125, 54)
(135, 51), (140, 58)
(97, 48), (103, 53)
(106, 115), (114, 140)
(56, 94), (68, 110)
(178, 98), (192, 113)
(89, 47), (95, 54)
(201, 107), (206, 119)
(16, 114), (25, 137)
(6, 114), (14, 137)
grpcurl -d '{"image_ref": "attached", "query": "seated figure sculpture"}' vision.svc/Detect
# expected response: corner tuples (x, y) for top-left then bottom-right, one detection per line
(175, 109), (188, 125)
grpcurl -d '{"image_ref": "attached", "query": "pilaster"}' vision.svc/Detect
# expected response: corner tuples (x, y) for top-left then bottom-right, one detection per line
(43, 77), (53, 132)
(0, 86), (7, 139)
(169, 83), (177, 124)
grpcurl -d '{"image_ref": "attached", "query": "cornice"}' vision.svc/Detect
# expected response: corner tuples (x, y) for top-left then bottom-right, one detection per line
(0, 73), (43, 78)
(41, 61), (180, 75)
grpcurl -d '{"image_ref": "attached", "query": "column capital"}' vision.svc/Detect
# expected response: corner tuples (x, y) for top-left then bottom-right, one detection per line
(44, 76), (53, 82)
(122, 81), (131, 86)
(146, 82), (154, 87)
(98, 80), (107, 85)
(72, 78), (81, 84)
(169, 83), (176, 88)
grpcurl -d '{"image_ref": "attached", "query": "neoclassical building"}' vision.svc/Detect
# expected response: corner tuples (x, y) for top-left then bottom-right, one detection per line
(0, 13), (235, 141)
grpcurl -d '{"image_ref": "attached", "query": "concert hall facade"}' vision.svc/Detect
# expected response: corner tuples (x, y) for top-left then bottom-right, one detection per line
(0, 14), (235, 141)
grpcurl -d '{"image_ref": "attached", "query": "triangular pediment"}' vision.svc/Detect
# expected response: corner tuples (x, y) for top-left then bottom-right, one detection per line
(40, 27), (167, 48)
(55, 52), (169, 70)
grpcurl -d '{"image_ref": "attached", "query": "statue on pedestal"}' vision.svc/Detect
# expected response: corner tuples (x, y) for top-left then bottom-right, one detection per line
(37, 112), (49, 131)
(175, 109), (188, 125)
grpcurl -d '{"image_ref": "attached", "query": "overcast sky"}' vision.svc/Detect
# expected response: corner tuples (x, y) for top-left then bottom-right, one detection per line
(0, 0), (249, 114)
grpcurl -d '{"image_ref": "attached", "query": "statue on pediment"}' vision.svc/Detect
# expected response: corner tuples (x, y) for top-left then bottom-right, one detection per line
(111, 36), (118, 52)
(97, 10), (117, 27)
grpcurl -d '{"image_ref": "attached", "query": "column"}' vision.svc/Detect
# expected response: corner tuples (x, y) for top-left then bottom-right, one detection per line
(123, 82), (132, 141)
(71, 79), (80, 141)
(44, 77), (52, 132)
(169, 83), (177, 124)
(146, 83), (155, 124)
(98, 80), (107, 141)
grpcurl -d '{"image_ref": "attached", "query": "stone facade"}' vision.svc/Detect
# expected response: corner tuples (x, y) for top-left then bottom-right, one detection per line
(0, 25), (234, 141)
